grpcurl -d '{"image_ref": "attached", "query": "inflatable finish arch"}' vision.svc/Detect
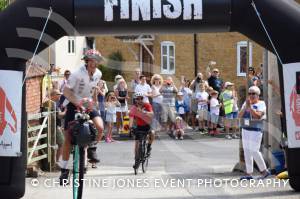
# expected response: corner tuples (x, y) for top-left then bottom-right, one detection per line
(0, 0), (299, 197)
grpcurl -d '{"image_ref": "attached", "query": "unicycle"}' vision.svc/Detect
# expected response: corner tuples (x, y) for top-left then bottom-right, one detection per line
(69, 98), (98, 199)
(73, 145), (85, 199)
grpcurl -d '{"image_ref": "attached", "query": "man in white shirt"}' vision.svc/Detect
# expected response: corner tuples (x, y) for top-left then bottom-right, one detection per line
(134, 74), (152, 103)
(59, 49), (104, 185)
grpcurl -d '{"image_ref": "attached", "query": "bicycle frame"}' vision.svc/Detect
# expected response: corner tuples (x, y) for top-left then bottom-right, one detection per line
(134, 131), (149, 175)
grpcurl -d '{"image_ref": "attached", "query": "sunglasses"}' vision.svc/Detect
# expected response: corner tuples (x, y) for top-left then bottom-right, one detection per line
(213, 71), (219, 73)
(248, 93), (257, 96)
(136, 97), (143, 101)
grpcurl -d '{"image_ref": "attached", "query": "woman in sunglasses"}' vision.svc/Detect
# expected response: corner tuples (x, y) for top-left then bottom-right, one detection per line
(238, 86), (271, 180)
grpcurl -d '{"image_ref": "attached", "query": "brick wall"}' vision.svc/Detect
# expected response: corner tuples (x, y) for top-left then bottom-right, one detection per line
(26, 76), (43, 114)
(95, 33), (264, 90)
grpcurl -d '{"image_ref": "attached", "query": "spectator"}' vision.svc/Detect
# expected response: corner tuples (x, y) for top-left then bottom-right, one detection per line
(209, 90), (220, 135)
(115, 78), (129, 133)
(160, 76), (178, 132)
(134, 74), (152, 103)
(105, 92), (121, 143)
(208, 68), (223, 95)
(151, 74), (163, 132)
(131, 68), (141, 92)
(42, 89), (65, 163)
(239, 86), (270, 180)
(190, 73), (207, 129)
(174, 116), (185, 140)
(220, 82), (236, 139)
(247, 67), (259, 88)
(97, 80), (108, 119)
(179, 78), (192, 127)
(58, 70), (71, 109)
(195, 83), (209, 133)
(175, 92), (188, 120)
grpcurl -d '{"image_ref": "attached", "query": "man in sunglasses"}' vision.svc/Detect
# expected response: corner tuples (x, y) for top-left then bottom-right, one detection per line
(129, 92), (154, 168)
(208, 68), (224, 95)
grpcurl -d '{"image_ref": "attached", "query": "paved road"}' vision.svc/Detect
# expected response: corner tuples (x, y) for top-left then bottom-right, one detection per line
(24, 131), (300, 199)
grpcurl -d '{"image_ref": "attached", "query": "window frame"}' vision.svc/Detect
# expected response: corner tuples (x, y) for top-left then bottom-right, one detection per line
(237, 41), (253, 77)
(160, 41), (176, 75)
(67, 37), (76, 55)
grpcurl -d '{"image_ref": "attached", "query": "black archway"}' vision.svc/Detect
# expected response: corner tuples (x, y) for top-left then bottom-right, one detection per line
(0, 0), (300, 198)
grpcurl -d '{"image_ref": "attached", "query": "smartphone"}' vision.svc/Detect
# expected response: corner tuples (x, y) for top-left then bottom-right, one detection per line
(297, 71), (300, 94)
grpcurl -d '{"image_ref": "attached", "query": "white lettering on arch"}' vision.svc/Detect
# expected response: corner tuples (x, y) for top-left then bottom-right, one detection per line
(104, 0), (119, 22)
(163, 0), (182, 19)
(183, 0), (203, 20)
(153, 0), (162, 18)
(132, 0), (151, 21)
(120, 0), (130, 19)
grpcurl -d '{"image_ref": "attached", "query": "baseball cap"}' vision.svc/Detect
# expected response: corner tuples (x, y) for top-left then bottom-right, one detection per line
(224, 82), (234, 88)
(212, 68), (219, 73)
(177, 92), (184, 96)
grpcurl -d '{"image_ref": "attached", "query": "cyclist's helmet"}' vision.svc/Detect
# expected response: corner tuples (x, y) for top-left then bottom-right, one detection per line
(83, 49), (103, 62)
(134, 92), (144, 99)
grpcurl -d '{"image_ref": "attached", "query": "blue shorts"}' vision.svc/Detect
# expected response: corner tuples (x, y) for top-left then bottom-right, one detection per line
(64, 103), (100, 129)
(232, 112), (238, 119)
(225, 113), (234, 119)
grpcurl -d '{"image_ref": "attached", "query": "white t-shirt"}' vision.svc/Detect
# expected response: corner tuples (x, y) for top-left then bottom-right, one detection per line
(135, 83), (152, 103)
(195, 91), (209, 109)
(106, 102), (117, 114)
(66, 65), (102, 103)
(177, 100), (185, 114)
(210, 98), (220, 115)
(152, 85), (163, 104)
(241, 100), (267, 120)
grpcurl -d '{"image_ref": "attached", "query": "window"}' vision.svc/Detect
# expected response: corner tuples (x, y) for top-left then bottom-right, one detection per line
(161, 41), (175, 74)
(237, 41), (252, 77)
(67, 37), (75, 55)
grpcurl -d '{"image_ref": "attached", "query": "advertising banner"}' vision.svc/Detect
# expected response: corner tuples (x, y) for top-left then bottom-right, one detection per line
(283, 62), (300, 148)
(0, 70), (23, 156)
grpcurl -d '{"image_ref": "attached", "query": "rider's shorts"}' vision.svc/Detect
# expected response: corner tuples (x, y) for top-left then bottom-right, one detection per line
(64, 103), (100, 129)
(134, 125), (151, 140)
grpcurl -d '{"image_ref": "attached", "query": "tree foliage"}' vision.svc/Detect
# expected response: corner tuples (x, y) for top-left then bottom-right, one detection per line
(97, 51), (124, 85)
(0, 0), (8, 11)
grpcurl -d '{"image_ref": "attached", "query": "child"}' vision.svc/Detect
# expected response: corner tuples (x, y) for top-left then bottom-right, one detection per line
(105, 92), (120, 143)
(220, 82), (235, 139)
(174, 116), (185, 140)
(175, 92), (187, 120)
(195, 83), (209, 133)
(209, 90), (220, 135)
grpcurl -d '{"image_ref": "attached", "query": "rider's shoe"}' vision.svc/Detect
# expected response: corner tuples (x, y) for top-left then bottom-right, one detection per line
(59, 169), (70, 186)
(87, 147), (100, 163)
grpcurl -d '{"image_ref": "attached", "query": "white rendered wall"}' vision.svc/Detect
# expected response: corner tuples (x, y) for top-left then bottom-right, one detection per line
(54, 36), (87, 74)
